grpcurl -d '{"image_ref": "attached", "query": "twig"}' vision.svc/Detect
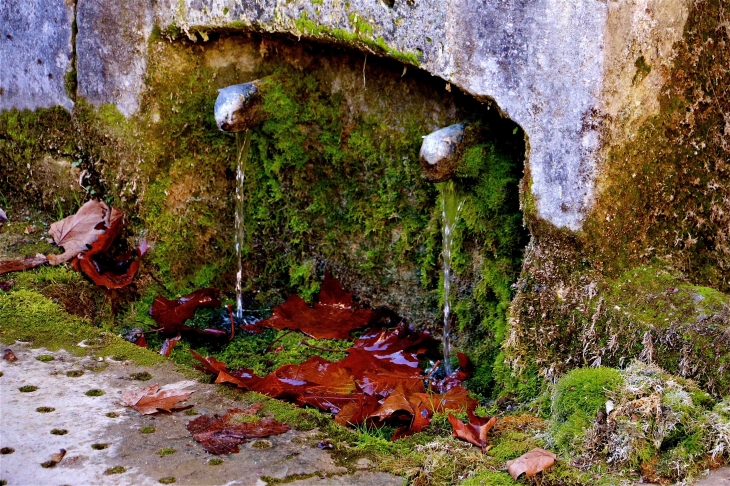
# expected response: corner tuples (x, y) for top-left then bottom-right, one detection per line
(426, 360), (441, 379)
(264, 330), (293, 353)
(300, 341), (343, 354)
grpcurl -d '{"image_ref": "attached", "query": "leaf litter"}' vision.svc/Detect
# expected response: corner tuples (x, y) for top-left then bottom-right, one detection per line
(186, 272), (492, 442)
(120, 383), (194, 415)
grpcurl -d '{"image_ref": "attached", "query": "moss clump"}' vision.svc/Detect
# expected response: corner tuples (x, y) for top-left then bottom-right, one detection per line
(85, 389), (104, 397)
(19, 385), (38, 392)
(66, 370), (84, 377)
(36, 407), (55, 413)
(208, 458), (224, 465)
(91, 443), (109, 450)
(460, 471), (516, 486)
(159, 478), (176, 484)
(106, 412), (119, 418)
(140, 426), (156, 434)
(551, 367), (622, 453)
(553, 367), (622, 423)
(184, 409), (199, 416)
(36, 355), (54, 362)
(548, 362), (730, 483)
(130, 372), (153, 381)
(0, 289), (164, 366)
(50, 429), (68, 435)
(104, 466), (126, 475)
(157, 448), (176, 457)
(0, 448), (15, 455)
(251, 440), (272, 449)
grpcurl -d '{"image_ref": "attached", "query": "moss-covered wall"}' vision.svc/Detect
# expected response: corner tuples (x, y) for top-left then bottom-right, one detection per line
(507, 0), (730, 398)
(1, 32), (526, 396)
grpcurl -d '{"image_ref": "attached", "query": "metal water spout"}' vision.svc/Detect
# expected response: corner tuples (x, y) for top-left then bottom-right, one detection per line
(214, 78), (273, 132)
(419, 123), (468, 182)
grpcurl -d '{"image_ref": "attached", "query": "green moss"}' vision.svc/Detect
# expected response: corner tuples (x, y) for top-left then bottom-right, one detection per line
(131, 372), (153, 381)
(0, 289), (164, 366)
(86, 389), (104, 396)
(158, 448), (176, 456)
(92, 443), (109, 450)
(159, 478), (177, 485)
(141, 426), (156, 434)
(106, 412), (119, 418)
(460, 471), (517, 486)
(553, 367), (622, 423)
(50, 429), (68, 435)
(208, 458), (224, 465)
(36, 407), (55, 413)
(488, 430), (538, 462)
(18, 385), (38, 392)
(36, 354), (54, 362)
(632, 55), (651, 84)
(251, 440), (272, 448)
(104, 466), (126, 475)
(66, 370), (84, 377)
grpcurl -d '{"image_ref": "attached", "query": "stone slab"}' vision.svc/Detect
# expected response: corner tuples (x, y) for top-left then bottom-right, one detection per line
(0, 0), (74, 112)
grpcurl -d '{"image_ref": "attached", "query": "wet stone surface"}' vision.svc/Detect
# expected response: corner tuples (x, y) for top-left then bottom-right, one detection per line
(0, 343), (403, 485)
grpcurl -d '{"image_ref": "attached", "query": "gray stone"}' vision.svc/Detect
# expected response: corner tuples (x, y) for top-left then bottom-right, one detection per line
(1, 0), (689, 230)
(76, 0), (153, 116)
(419, 123), (466, 182)
(0, 0), (74, 112)
(215, 79), (270, 132)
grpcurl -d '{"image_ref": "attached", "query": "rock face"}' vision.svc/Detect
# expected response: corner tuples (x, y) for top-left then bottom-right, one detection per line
(0, 0), (74, 112)
(1, 0), (688, 230)
(419, 123), (466, 182)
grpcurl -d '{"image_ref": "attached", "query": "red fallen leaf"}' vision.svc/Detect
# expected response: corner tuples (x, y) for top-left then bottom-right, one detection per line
(150, 289), (222, 334)
(334, 394), (381, 427)
(505, 448), (557, 479)
(190, 349), (229, 375)
(47, 199), (111, 265)
(358, 370), (425, 398)
(159, 334), (181, 357)
(258, 270), (372, 340)
(121, 383), (193, 415)
(75, 248), (142, 289)
(187, 409), (290, 455)
(0, 255), (49, 275)
(448, 410), (498, 451)
(3, 348), (18, 362)
(136, 334), (148, 348)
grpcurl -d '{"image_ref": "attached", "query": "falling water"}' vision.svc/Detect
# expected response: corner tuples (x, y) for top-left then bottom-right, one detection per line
(440, 180), (464, 376)
(234, 130), (252, 319)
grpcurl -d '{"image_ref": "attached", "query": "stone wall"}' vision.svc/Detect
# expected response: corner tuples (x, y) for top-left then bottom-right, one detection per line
(0, 0), (689, 231)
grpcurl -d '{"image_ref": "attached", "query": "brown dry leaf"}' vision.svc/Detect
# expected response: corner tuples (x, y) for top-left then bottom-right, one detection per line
(3, 348), (18, 362)
(50, 449), (66, 464)
(448, 411), (498, 450)
(505, 448), (557, 479)
(187, 407), (290, 455)
(47, 200), (111, 265)
(0, 254), (49, 275)
(121, 383), (193, 415)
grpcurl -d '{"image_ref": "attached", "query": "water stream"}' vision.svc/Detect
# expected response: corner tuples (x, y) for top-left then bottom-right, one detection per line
(234, 130), (252, 320)
(440, 180), (465, 375)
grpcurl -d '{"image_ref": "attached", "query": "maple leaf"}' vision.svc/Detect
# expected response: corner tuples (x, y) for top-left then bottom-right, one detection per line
(505, 448), (558, 479)
(187, 408), (290, 455)
(190, 349), (229, 375)
(448, 410), (498, 451)
(258, 270), (372, 340)
(149, 288), (222, 334)
(121, 383), (193, 415)
(47, 200), (111, 265)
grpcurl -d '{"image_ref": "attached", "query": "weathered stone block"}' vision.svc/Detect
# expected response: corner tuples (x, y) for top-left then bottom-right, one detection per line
(0, 0), (74, 112)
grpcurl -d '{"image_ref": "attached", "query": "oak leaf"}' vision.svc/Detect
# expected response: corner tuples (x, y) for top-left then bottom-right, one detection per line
(121, 383), (193, 415)
(47, 200), (110, 265)
(258, 270), (372, 340)
(159, 334), (181, 357)
(505, 448), (557, 479)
